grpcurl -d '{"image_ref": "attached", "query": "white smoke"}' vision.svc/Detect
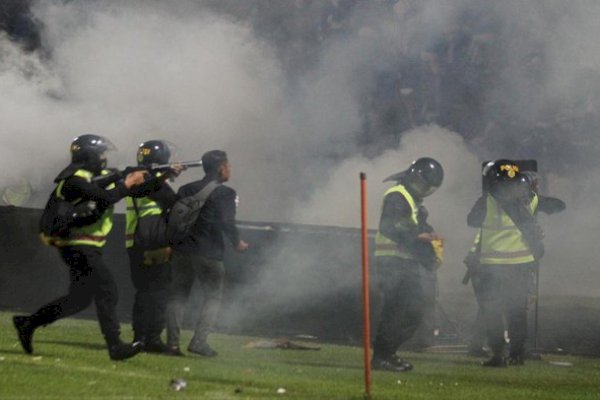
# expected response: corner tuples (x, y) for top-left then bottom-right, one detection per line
(2, 0), (600, 302)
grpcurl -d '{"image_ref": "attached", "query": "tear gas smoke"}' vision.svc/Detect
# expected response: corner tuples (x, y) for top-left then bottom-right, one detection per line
(1, 1), (599, 334)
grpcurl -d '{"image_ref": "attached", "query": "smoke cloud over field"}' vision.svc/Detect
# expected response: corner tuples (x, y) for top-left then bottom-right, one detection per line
(1, 0), (599, 332)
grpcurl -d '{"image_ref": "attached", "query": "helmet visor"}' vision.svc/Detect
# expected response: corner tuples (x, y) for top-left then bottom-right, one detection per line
(162, 140), (180, 162)
(411, 175), (439, 197)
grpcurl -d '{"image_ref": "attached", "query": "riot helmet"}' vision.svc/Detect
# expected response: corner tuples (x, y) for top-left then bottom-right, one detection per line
(404, 157), (444, 197)
(136, 140), (175, 166)
(70, 134), (116, 175)
(483, 159), (526, 200)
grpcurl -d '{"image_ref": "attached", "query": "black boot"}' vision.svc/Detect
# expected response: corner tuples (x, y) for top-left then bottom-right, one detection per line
(164, 344), (185, 357)
(13, 315), (35, 354)
(144, 337), (169, 354)
(390, 354), (414, 371)
(372, 356), (412, 372)
(108, 340), (142, 361)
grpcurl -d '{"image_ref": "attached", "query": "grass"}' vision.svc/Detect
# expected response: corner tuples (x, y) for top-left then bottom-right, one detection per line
(1, 311), (600, 399)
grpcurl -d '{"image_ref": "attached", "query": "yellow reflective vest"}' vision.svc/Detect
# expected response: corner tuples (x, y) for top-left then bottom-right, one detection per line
(54, 169), (115, 248)
(479, 194), (539, 265)
(374, 184), (419, 259)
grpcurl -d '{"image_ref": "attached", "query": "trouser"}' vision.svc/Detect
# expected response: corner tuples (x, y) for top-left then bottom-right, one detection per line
(166, 252), (225, 347)
(411, 267), (438, 348)
(372, 257), (424, 359)
(28, 246), (122, 346)
(468, 272), (487, 351)
(127, 247), (171, 343)
(478, 263), (536, 358)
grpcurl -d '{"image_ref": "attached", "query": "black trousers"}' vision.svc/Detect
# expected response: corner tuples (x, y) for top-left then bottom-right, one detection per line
(373, 257), (424, 359)
(478, 263), (536, 358)
(127, 247), (171, 342)
(468, 272), (487, 351)
(411, 267), (438, 348)
(29, 246), (122, 345)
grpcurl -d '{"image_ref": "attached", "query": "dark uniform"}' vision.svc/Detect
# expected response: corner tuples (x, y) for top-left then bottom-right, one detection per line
(467, 160), (544, 367)
(466, 168), (565, 362)
(372, 157), (444, 372)
(13, 134), (144, 361)
(125, 140), (180, 352)
(166, 150), (245, 357)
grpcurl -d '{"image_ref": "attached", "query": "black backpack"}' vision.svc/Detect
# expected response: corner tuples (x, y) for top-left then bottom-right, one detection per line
(166, 181), (220, 245)
(130, 197), (169, 250)
(40, 193), (75, 239)
(39, 188), (102, 242)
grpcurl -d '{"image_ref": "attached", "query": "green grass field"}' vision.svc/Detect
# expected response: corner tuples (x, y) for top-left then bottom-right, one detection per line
(1, 312), (599, 400)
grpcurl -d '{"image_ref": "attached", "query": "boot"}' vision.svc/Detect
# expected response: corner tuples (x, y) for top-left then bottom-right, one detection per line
(389, 354), (414, 371)
(372, 356), (412, 372)
(13, 315), (35, 354)
(164, 345), (185, 357)
(187, 340), (218, 357)
(144, 337), (169, 354)
(108, 340), (142, 361)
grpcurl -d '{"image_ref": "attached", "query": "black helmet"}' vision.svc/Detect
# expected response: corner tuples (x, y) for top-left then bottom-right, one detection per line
(404, 157), (444, 197)
(70, 134), (116, 174)
(483, 159), (526, 200)
(482, 159), (521, 182)
(136, 140), (174, 166)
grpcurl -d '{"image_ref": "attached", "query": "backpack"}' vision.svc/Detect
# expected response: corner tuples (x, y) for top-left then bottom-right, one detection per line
(40, 193), (76, 239)
(166, 181), (220, 245)
(39, 189), (101, 243)
(130, 197), (169, 250)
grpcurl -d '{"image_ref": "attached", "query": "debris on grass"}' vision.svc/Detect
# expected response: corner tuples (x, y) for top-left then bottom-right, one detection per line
(295, 334), (317, 340)
(170, 378), (187, 391)
(549, 361), (573, 367)
(244, 338), (320, 351)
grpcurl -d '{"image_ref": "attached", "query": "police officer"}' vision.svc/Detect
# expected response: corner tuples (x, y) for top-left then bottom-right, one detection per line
(125, 140), (183, 353)
(467, 160), (544, 367)
(13, 134), (146, 360)
(372, 157), (444, 372)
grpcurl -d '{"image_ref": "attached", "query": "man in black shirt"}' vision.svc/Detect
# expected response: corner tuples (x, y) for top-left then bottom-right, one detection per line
(166, 150), (248, 357)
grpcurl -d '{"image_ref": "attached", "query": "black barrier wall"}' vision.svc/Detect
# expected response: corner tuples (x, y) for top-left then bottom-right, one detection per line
(0, 205), (374, 343)
(1, 206), (599, 355)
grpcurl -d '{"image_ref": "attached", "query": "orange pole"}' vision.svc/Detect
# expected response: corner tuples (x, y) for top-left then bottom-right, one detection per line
(360, 172), (371, 399)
